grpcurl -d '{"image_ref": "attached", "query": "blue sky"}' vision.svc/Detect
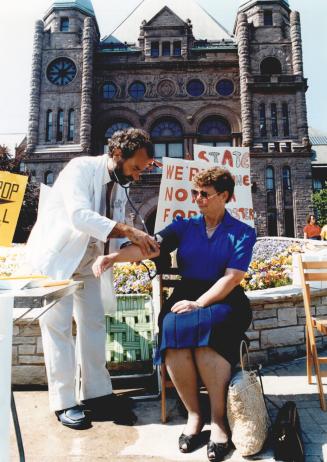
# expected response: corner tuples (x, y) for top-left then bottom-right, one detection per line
(0, 0), (326, 136)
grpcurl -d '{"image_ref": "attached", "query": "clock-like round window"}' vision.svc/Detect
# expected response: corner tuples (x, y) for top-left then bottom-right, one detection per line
(216, 79), (234, 96)
(47, 57), (77, 86)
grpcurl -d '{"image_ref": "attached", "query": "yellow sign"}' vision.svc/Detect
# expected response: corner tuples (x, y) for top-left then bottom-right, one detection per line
(0, 171), (28, 246)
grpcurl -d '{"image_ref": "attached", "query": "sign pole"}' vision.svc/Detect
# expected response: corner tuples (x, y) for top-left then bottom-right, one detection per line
(0, 295), (14, 462)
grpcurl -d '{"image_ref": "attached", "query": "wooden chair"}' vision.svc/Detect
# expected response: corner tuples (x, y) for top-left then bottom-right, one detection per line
(298, 254), (327, 411)
(152, 269), (181, 423)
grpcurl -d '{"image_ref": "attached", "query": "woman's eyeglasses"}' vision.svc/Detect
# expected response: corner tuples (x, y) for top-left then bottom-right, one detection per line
(191, 189), (220, 201)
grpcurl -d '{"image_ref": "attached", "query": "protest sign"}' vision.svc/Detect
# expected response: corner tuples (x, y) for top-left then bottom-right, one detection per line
(0, 171), (28, 246)
(154, 146), (254, 233)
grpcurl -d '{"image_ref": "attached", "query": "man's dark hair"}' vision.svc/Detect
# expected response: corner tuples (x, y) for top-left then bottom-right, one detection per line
(193, 167), (235, 203)
(108, 128), (154, 159)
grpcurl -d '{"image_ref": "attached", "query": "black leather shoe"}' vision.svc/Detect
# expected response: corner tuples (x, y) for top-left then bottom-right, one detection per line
(83, 393), (137, 425)
(55, 405), (91, 430)
(179, 433), (202, 453)
(207, 440), (231, 462)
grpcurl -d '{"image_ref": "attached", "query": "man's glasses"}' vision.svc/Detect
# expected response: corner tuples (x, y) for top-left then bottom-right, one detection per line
(191, 189), (220, 201)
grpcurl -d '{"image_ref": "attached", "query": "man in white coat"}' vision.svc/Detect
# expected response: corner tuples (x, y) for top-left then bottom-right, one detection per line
(26, 128), (159, 429)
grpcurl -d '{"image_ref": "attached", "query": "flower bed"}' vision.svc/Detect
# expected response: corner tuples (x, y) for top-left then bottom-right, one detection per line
(113, 261), (156, 294)
(0, 239), (308, 294)
(241, 240), (304, 291)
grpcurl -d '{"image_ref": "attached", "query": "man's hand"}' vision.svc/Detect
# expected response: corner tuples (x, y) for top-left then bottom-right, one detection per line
(109, 223), (160, 256)
(125, 228), (160, 256)
(92, 254), (116, 278)
(171, 300), (201, 314)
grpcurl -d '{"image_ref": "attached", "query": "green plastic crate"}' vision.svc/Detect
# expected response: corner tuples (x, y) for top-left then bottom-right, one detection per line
(105, 294), (155, 364)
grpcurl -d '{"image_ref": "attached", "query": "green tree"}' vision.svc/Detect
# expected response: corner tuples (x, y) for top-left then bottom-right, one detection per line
(0, 144), (40, 243)
(312, 183), (327, 226)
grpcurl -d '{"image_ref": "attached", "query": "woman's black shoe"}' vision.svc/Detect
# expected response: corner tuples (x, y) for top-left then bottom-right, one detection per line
(179, 433), (202, 453)
(207, 440), (231, 462)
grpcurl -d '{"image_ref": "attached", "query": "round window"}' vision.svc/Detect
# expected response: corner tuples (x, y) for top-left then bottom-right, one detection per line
(186, 79), (205, 97)
(47, 57), (77, 86)
(103, 82), (117, 99)
(128, 81), (146, 100)
(216, 79), (234, 96)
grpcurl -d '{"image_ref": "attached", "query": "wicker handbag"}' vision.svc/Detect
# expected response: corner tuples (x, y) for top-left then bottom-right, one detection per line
(227, 340), (269, 456)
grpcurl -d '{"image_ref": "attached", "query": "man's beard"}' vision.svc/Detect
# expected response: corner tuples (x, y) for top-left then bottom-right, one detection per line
(111, 159), (133, 185)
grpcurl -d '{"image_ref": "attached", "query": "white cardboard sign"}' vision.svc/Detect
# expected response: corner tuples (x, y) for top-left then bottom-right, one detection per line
(154, 145), (254, 233)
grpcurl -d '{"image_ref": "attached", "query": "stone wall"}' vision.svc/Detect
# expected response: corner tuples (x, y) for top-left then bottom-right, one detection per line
(12, 316), (46, 385)
(247, 286), (327, 365)
(11, 286), (327, 385)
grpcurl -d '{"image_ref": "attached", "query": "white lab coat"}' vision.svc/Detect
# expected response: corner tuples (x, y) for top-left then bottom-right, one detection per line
(25, 154), (130, 410)
(26, 154), (128, 313)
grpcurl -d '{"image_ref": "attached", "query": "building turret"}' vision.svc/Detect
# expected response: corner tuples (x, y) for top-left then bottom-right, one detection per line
(26, 0), (99, 183)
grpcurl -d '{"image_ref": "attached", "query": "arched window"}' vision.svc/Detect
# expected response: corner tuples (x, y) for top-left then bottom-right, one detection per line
(266, 166), (275, 191)
(151, 41), (159, 57)
(260, 57), (282, 75)
(198, 116), (232, 147)
(266, 166), (277, 235)
(282, 166), (292, 191)
(104, 121), (132, 153)
(60, 17), (69, 32)
(264, 11), (273, 26)
(162, 42), (171, 56)
(282, 103), (290, 136)
(150, 118), (184, 164)
(56, 109), (64, 141)
(271, 103), (278, 137)
(67, 109), (75, 141)
(259, 103), (267, 137)
(45, 171), (54, 186)
(103, 82), (117, 100)
(46, 110), (53, 142)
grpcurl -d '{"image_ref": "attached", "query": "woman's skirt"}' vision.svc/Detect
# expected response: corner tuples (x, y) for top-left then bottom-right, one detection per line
(155, 278), (252, 367)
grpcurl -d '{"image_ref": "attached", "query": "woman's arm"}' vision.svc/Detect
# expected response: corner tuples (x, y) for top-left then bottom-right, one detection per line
(92, 244), (160, 278)
(171, 268), (245, 313)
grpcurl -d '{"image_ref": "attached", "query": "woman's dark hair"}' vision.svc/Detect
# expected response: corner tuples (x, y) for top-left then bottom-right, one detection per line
(108, 128), (154, 159)
(306, 214), (316, 224)
(193, 167), (235, 203)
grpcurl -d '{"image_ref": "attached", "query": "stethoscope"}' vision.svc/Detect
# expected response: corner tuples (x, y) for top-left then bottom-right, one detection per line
(110, 166), (163, 279)
(111, 167), (150, 234)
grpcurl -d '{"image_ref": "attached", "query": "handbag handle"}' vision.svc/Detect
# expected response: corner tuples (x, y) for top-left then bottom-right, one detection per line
(239, 339), (250, 371)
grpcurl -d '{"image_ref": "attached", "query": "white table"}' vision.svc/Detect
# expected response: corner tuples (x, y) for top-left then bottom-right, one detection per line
(0, 281), (83, 462)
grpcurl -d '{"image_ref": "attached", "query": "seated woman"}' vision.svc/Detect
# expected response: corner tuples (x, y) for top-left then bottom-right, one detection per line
(92, 167), (256, 462)
(304, 214), (321, 240)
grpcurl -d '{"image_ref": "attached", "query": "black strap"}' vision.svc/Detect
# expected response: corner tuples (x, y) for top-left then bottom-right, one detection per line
(104, 181), (115, 254)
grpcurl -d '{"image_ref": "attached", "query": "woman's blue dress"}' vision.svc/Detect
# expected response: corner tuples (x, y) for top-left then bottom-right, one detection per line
(154, 211), (256, 366)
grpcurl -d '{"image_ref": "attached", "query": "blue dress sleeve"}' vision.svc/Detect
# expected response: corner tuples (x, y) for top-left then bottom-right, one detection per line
(226, 227), (256, 272)
(156, 215), (186, 253)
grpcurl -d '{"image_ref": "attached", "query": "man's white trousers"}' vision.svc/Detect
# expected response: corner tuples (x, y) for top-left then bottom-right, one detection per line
(39, 269), (112, 411)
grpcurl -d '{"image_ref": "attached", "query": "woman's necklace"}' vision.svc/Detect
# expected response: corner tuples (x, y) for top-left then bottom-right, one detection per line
(206, 224), (218, 231)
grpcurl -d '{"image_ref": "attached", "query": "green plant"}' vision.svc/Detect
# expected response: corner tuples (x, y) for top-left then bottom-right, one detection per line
(313, 183), (327, 226)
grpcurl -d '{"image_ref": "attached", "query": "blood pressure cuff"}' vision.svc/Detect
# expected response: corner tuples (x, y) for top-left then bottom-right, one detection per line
(119, 233), (174, 274)
(150, 230), (177, 274)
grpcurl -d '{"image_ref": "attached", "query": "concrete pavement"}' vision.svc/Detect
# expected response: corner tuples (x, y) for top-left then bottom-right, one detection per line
(10, 354), (327, 462)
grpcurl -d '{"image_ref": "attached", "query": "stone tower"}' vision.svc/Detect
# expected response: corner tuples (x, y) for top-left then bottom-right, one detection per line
(26, 0), (99, 183)
(235, 0), (312, 237)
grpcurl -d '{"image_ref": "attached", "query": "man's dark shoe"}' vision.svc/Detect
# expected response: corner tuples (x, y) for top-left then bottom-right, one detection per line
(83, 393), (137, 425)
(55, 405), (91, 429)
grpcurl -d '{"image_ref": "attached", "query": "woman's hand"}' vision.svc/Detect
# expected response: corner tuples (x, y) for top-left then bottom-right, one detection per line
(92, 254), (117, 278)
(171, 300), (201, 314)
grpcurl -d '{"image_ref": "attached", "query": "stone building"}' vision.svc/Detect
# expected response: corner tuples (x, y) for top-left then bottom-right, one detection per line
(25, 0), (313, 237)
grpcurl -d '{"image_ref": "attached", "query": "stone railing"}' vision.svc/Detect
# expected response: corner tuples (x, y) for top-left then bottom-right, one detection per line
(11, 285), (327, 385)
